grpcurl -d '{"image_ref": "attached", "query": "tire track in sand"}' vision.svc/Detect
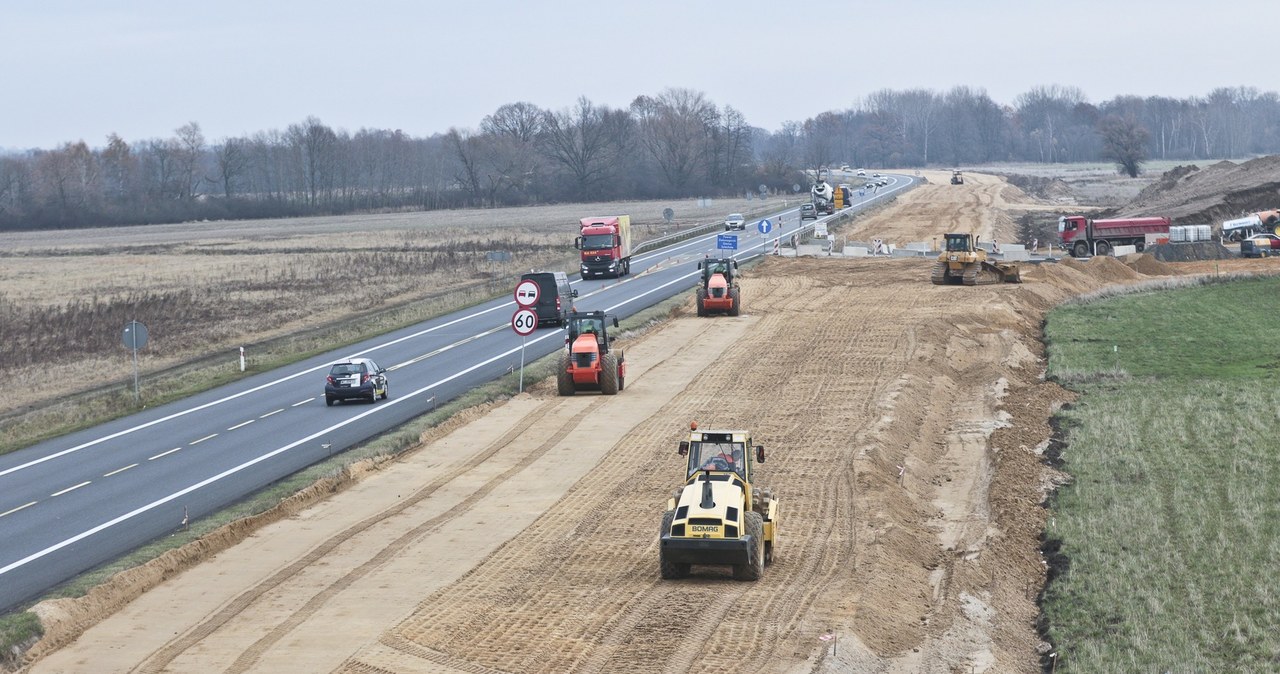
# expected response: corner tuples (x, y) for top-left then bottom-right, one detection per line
(134, 396), (590, 673)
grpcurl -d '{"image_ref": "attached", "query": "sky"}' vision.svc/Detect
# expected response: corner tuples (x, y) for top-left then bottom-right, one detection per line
(2, 0), (1275, 151)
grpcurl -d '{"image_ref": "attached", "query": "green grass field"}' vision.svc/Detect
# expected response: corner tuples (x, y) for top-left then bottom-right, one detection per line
(1043, 276), (1280, 671)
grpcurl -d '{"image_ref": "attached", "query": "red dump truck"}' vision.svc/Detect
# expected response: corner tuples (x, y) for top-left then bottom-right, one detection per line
(1058, 215), (1171, 257)
(576, 215), (633, 279)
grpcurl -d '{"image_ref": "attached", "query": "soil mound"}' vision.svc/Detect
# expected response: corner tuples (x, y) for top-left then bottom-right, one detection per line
(1146, 241), (1235, 262)
(1122, 156), (1280, 229)
(1001, 174), (1075, 202)
(1120, 253), (1176, 276)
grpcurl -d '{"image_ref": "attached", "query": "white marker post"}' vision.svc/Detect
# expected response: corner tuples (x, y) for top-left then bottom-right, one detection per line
(239, 346), (246, 372)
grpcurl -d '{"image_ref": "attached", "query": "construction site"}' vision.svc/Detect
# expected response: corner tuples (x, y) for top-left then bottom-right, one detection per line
(19, 170), (1280, 673)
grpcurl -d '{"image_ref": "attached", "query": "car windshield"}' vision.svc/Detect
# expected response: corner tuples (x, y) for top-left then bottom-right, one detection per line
(688, 441), (746, 479)
(728, 214), (743, 221)
(581, 234), (613, 249)
(330, 363), (362, 376)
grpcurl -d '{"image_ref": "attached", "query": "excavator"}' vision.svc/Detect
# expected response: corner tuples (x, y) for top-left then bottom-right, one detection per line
(931, 233), (1022, 285)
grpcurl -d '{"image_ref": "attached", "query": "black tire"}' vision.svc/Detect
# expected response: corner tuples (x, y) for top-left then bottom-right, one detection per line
(617, 352), (625, 391)
(734, 512), (765, 581)
(1073, 241), (1089, 258)
(728, 288), (741, 317)
(600, 353), (619, 395)
(659, 510), (690, 579)
(695, 287), (707, 317)
(1134, 241), (1145, 252)
(381, 382), (389, 400)
(557, 354), (575, 396)
(325, 396), (336, 407)
(1096, 240), (1111, 257)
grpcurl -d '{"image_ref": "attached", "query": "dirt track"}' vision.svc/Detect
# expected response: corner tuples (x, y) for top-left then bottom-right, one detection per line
(29, 170), (1273, 673)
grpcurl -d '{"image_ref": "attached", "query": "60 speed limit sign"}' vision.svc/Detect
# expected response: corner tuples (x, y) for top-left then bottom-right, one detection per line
(511, 308), (538, 336)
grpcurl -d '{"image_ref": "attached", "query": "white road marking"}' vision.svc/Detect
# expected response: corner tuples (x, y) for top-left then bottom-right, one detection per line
(103, 463), (138, 477)
(292, 398), (313, 407)
(227, 420), (255, 431)
(259, 409), (284, 418)
(0, 502), (36, 518)
(189, 434), (217, 445)
(51, 481), (91, 497)
(0, 330), (563, 579)
(148, 447), (181, 461)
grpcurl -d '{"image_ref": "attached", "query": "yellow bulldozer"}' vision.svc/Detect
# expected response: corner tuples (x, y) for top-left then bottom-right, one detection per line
(931, 232), (1022, 285)
(659, 423), (778, 581)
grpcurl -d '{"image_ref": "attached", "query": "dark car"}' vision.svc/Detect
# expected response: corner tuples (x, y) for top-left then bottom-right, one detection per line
(325, 357), (388, 405)
(1241, 234), (1280, 258)
(799, 203), (817, 220)
(519, 271), (578, 327)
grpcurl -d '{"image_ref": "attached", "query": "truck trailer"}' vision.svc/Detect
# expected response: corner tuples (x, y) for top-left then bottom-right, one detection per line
(1058, 215), (1171, 257)
(576, 215), (633, 278)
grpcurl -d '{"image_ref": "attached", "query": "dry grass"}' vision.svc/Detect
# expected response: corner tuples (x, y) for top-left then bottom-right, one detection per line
(0, 195), (779, 425)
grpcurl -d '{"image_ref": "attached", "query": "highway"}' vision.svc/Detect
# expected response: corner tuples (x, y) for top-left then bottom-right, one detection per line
(0, 173), (917, 612)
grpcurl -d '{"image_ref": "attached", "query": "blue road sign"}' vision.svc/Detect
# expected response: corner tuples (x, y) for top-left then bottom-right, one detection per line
(757, 219), (773, 235)
(717, 234), (738, 250)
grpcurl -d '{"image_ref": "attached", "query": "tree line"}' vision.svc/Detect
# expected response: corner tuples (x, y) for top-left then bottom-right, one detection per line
(1, 85), (1278, 231)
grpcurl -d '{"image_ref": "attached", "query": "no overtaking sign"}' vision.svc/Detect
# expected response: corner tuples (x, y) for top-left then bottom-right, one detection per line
(514, 280), (540, 307)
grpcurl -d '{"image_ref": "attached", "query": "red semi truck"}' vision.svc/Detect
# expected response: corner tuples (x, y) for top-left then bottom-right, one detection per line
(575, 215), (633, 279)
(1057, 215), (1171, 257)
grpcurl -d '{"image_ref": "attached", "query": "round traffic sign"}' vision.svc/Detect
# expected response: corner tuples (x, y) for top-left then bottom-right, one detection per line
(122, 320), (149, 350)
(514, 280), (540, 307)
(511, 308), (538, 336)
(757, 218), (773, 235)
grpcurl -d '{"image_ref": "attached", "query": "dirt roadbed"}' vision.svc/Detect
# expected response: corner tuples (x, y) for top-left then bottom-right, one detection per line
(25, 172), (1268, 673)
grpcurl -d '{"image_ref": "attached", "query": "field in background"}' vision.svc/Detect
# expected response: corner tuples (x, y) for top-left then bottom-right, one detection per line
(1043, 276), (1280, 670)
(0, 194), (778, 422)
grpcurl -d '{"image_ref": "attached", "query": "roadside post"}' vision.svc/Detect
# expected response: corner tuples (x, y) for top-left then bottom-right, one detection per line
(122, 320), (148, 402)
(512, 279), (540, 392)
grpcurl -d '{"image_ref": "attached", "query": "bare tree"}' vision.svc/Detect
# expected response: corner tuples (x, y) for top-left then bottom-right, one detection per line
(212, 137), (249, 199)
(539, 97), (629, 199)
(174, 122), (205, 200)
(1099, 115), (1150, 177)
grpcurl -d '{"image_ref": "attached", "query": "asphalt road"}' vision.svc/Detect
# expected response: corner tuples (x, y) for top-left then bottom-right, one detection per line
(0, 173), (917, 612)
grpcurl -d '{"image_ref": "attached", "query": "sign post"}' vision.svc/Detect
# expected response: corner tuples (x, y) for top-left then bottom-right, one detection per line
(511, 307), (538, 392)
(122, 320), (148, 402)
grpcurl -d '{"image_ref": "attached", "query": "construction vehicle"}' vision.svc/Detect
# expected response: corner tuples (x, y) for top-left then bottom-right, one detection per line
(1221, 210), (1280, 241)
(931, 232), (1022, 285)
(811, 168), (835, 215)
(576, 215), (633, 278)
(557, 311), (625, 395)
(1057, 215), (1170, 257)
(951, 170), (964, 185)
(695, 257), (740, 317)
(659, 422), (778, 580)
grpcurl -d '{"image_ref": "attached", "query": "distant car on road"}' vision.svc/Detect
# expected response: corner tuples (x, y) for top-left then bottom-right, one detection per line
(799, 203), (817, 220)
(864, 182), (875, 189)
(1240, 233), (1280, 258)
(856, 168), (866, 177)
(872, 173), (881, 178)
(325, 357), (388, 405)
(724, 213), (746, 231)
(876, 178), (888, 187)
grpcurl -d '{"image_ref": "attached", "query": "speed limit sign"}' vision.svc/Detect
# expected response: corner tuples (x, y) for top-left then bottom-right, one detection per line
(511, 308), (538, 336)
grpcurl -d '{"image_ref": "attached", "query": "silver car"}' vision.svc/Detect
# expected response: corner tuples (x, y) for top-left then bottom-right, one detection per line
(724, 213), (746, 231)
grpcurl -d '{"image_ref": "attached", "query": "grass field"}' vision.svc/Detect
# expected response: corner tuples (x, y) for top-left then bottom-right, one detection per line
(1043, 275), (1280, 670)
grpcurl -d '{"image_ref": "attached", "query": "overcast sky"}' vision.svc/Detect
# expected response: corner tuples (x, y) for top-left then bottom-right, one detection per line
(2, 0), (1274, 151)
